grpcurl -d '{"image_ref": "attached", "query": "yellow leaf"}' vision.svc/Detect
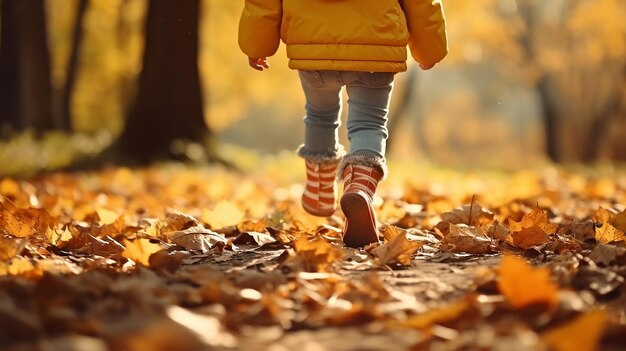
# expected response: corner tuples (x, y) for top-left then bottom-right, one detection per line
(541, 310), (607, 351)
(395, 299), (469, 330)
(122, 239), (162, 266)
(0, 179), (20, 197)
(0, 258), (36, 276)
(290, 236), (343, 272)
(96, 208), (120, 226)
(202, 201), (244, 229)
(46, 226), (73, 246)
(595, 222), (626, 244)
(498, 255), (558, 309)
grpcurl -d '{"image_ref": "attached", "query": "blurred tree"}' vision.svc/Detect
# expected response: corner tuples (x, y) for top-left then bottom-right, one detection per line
(0, 0), (54, 134)
(55, 0), (90, 131)
(447, 0), (626, 162)
(110, 0), (210, 163)
(512, 0), (626, 162)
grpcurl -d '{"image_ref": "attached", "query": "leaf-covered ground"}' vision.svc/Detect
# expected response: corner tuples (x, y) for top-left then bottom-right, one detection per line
(1, 154), (625, 351)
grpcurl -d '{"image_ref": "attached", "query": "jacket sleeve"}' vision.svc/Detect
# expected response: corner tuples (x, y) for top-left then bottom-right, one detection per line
(400, 0), (448, 67)
(238, 0), (282, 58)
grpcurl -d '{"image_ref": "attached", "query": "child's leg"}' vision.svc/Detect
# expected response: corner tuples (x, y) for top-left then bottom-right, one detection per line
(339, 72), (395, 247)
(344, 72), (395, 159)
(298, 70), (344, 157)
(297, 70), (345, 217)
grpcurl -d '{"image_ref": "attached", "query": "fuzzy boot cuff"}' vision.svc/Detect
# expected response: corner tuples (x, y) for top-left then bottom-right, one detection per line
(296, 144), (346, 163)
(337, 151), (388, 181)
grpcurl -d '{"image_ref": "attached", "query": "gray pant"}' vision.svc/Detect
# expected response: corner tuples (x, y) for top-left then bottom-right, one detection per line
(298, 70), (395, 160)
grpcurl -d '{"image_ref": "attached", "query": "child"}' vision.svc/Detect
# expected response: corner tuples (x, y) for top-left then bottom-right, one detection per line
(239, 0), (448, 247)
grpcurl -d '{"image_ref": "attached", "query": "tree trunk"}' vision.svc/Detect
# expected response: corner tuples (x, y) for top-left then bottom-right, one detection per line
(11, 0), (54, 132)
(0, 0), (21, 134)
(55, 0), (90, 131)
(113, 0), (210, 163)
(537, 77), (562, 162)
(386, 66), (418, 154)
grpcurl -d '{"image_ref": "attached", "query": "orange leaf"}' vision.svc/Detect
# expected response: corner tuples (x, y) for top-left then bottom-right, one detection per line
(613, 210), (626, 233)
(511, 225), (550, 249)
(122, 239), (162, 266)
(372, 229), (422, 265)
(0, 201), (55, 238)
(595, 222), (626, 244)
(541, 310), (607, 351)
(394, 299), (469, 330)
(498, 255), (558, 309)
(291, 236), (343, 272)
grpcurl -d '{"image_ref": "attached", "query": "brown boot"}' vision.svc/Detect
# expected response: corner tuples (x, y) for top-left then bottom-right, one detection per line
(301, 159), (340, 217)
(340, 159), (385, 248)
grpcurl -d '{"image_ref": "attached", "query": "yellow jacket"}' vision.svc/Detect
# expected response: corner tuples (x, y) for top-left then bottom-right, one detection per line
(239, 0), (448, 72)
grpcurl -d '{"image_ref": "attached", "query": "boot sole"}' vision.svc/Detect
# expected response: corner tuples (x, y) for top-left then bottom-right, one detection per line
(340, 191), (380, 248)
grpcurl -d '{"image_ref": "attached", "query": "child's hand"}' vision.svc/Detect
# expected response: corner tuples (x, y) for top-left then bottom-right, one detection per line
(419, 63), (435, 70)
(249, 57), (270, 71)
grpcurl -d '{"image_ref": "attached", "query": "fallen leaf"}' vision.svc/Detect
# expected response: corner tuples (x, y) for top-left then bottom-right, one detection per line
(164, 209), (200, 231)
(0, 201), (55, 238)
(392, 299), (470, 330)
(441, 224), (497, 254)
(498, 255), (558, 309)
(541, 310), (607, 351)
(96, 208), (120, 226)
(511, 225), (550, 250)
(289, 235), (343, 272)
(122, 238), (162, 266)
(0, 235), (28, 260)
(202, 201), (245, 229)
(595, 222), (626, 244)
(436, 203), (495, 234)
(232, 231), (277, 246)
(588, 243), (626, 266)
(614, 210), (626, 232)
(167, 226), (227, 252)
(372, 229), (422, 266)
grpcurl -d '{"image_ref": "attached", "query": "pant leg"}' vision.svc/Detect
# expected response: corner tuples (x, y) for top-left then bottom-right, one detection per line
(298, 70), (343, 157)
(344, 72), (395, 159)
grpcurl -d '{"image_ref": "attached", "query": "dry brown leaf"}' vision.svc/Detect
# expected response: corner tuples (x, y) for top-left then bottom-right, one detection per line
(613, 210), (626, 232)
(498, 255), (558, 309)
(588, 244), (626, 266)
(164, 209), (200, 231)
(122, 238), (162, 266)
(437, 203), (495, 233)
(372, 229), (422, 266)
(595, 222), (626, 244)
(541, 310), (607, 351)
(441, 224), (496, 254)
(232, 231), (277, 246)
(167, 226), (227, 252)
